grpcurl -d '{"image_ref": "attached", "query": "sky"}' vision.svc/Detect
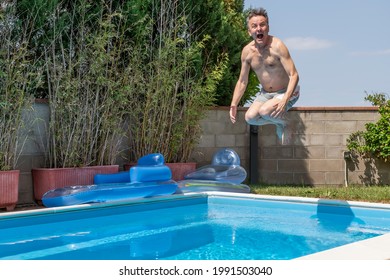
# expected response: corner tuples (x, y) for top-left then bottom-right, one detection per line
(244, 0), (390, 107)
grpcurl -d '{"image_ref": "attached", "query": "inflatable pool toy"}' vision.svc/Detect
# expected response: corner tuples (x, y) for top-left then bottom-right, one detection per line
(183, 148), (247, 184)
(42, 181), (177, 207)
(42, 153), (178, 207)
(178, 180), (250, 193)
(179, 148), (250, 193)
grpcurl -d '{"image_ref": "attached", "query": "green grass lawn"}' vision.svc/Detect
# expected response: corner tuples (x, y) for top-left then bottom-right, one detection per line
(250, 185), (390, 204)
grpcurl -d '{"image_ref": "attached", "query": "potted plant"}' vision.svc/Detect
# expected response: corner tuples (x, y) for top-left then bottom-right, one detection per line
(31, 2), (132, 203)
(0, 3), (38, 210)
(123, 1), (227, 180)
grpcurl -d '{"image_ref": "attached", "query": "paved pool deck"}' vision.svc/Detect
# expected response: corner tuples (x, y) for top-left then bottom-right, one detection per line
(297, 232), (390, 260)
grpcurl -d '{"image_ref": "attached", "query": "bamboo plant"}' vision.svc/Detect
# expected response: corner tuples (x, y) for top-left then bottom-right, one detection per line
(41, 1), (131, 168)
(125, 0), (228, 163)
(0, 3), (39, 171)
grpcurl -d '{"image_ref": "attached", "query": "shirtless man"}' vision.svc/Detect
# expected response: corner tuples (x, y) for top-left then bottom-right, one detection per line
(229, 8), (300, 145)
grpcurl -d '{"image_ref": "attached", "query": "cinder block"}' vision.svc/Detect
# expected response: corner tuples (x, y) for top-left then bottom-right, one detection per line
(307, 171), (327, 185)
(258, 159), (278, 172)
(325, 171), (345, 185)
(14, 155), (33, 172)
(197, 135), (215, 148)
(325, 121), (357, 133)
(258, 124), (276, 135)
(31, 155), (46, 169)
(311, 111), (343, 121)
(18, 172), (34, 204)
(304, 121), (326, 134)
(278, 159), (309, 172)
(325, 146), (344, 159)
(347, 171), (381, 185)
(201, 121), (227, 134)
(235, 134), (248, 147)
(310, 134), (327, 146)
(261, 146), (294, 159)
(310, 159), (343, 172)
(356, 120), (371, 131)
(259, 172), (294, 184)
(216, 134), (235, 147)
(295, 146), (325, 159)
(341, 111), (379, 121)
(293, 172), (319, 185)
(216, 109), (230, 121)
(203, 110), (218, 121)
(259, 135), (277, 146)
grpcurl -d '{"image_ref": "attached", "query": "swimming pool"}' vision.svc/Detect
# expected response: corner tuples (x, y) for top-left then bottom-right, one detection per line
(1, 192), (390, 260)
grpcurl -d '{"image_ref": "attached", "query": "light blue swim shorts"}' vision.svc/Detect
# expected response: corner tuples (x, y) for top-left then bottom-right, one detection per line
(255, 85), (300, 110)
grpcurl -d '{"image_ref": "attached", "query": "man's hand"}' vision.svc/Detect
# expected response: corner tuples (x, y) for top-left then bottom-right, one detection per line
(271, 99), (288, 119)
(230, 106), (237, 123)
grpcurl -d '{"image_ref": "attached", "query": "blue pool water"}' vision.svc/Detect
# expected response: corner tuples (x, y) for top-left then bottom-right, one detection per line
(0, 193), (390, 260)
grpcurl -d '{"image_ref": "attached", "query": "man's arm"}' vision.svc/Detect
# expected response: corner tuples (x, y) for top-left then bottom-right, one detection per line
(271, 40), (299, 118)
(230, 47), (251, 123)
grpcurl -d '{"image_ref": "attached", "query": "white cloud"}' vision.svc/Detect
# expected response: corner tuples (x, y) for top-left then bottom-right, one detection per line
(349, 49), (390, 56)
(284, 37), (335, 51)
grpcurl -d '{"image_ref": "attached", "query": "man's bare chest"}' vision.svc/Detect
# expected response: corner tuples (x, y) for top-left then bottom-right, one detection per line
(250, 53), (281, 71)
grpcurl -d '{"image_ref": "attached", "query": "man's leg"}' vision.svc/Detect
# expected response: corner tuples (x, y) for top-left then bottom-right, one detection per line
(272, 87), (300, 144)
(245, 101), (274, 126)
(245, 98), (294, 145)
(275, 122), (293, 145)
(256, 98), (293, 145)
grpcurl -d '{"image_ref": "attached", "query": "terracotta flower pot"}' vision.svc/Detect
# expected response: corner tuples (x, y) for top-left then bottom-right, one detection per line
(32, 165), (119, 205)
(0, 170), (19, 211)
(124, 162), (197, 181)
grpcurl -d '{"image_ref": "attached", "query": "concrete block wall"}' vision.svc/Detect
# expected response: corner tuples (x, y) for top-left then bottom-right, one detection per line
(190, 109), (250, 170)
(191, 106), (389, 186)
(16, 101), (49, 204)
(13, 103), (389, 205)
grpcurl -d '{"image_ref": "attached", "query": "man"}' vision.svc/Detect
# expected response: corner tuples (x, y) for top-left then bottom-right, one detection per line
(229, 8), (300, 145)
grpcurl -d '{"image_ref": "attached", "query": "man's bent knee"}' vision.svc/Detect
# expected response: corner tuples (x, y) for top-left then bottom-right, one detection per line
(245, 111), (257, 123)
(258, 106), (273, 117)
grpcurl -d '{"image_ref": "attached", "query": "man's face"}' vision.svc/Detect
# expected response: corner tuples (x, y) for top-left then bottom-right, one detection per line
(247, 15), (269, 45)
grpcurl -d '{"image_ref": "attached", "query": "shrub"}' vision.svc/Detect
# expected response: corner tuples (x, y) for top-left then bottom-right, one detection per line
(347, 92), (390, 161)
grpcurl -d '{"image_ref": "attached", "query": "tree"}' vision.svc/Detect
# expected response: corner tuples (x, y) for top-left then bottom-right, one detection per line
(182, 0), (258, 105)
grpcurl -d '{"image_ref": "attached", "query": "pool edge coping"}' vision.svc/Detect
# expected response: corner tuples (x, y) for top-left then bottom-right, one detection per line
(295, 233), (390, 260)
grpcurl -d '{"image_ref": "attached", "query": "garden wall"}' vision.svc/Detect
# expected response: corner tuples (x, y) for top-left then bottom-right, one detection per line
(190, 106), (389, 186)
(16, 103), (389, 205)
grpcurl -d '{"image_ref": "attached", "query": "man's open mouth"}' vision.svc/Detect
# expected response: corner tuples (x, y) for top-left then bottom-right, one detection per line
(257, 33), (264, 39)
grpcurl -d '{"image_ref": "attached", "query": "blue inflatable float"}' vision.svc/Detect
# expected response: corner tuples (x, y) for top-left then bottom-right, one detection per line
(178, 148), (250, 193)
(42, 153), (178, 207)
(178, 180), (250, 193)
